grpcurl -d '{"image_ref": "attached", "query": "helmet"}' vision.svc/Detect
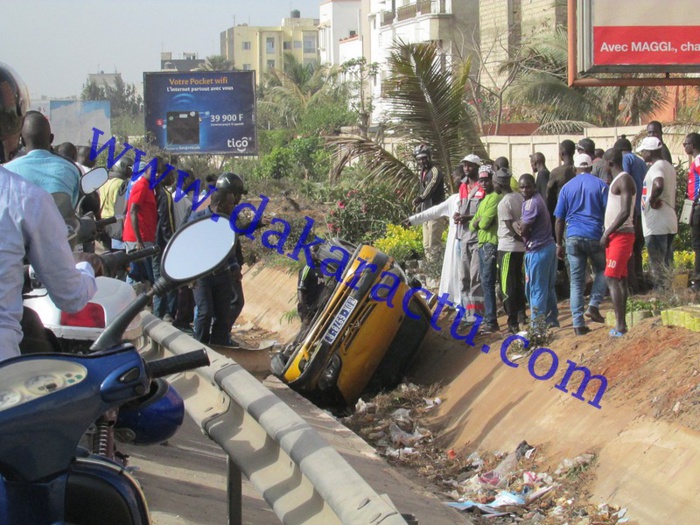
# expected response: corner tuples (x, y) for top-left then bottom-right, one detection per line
(0, 63), (30, 162)
(413, 144), (431, 159)
(114, 379), (184, 445)
(111, 156), (134, 178)
(216, 172), (248, 195)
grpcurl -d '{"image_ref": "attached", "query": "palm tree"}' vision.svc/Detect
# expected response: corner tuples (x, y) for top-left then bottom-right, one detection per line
(330, 40), (487, 193)
(195, 55), (236, 72)
(504, 28), (667, 133)
(260, 53), (346, 130)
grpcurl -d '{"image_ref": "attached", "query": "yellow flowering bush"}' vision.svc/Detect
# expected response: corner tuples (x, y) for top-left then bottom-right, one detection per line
(641, 249), (694, 270)
(374, 224), (424, 264)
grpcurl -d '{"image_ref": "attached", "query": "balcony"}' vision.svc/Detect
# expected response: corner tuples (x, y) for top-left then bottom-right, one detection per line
(381, 10), (394, 27)
(387, 1), (448, 25)
(397, 4), (417, 21)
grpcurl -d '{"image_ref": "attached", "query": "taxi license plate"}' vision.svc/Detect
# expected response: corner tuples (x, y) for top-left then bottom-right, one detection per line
(323, 296), (358, 345)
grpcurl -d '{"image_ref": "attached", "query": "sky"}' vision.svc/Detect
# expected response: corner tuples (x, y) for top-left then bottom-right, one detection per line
(0, 0), (320, 100)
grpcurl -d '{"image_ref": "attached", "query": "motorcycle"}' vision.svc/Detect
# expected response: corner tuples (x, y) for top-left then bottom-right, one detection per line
(24, 246), (161, 355)
(0, 215), (237, 524)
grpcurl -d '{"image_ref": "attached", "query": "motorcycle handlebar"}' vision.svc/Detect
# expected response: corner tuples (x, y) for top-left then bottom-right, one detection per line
(99, 246), (161, 277)
(94, 216), (117, 229)
(146, 349), (210, 379)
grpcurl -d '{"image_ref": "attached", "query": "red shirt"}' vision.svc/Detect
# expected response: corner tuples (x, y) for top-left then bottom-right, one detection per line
(123, 176), (157, 243)
(688, 154), (700, 201)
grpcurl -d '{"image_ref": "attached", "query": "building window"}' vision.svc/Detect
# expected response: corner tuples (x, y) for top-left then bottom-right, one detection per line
(303, 35), (316, 53)
(266, 37), (275, 54)
(242, 64), (252, 71)
(267, 60), (275, 69)
(242, 41), (251, 50)
(294, 40), (302, 49)
(283, 41), (292, 50)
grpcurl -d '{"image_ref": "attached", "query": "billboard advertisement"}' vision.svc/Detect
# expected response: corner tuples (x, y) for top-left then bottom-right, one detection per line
(143, 71), (257, 155)
(579, 0), (700, 73)
(49, 100), (111, 146)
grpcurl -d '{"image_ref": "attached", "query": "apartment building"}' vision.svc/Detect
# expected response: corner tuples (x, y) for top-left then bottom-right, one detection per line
(366, 0), (479, 120)
(220, 10), (320, 85)
(160, 52), (205, 72)
(319, 0), (363, 65)
(479, 0), (566, 87)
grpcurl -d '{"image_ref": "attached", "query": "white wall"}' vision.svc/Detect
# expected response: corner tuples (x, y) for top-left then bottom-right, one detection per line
(482, 126), (690, 176)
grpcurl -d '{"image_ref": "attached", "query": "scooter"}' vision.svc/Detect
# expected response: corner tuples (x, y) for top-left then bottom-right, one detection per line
(0, 215), (237, 524)
(24, 246), (161, 355)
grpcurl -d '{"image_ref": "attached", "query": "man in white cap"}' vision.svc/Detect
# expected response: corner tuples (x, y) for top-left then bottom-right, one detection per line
(554, 152), (609, 336)
(454, 154), (485, 323)
(637, 136), (677, 286)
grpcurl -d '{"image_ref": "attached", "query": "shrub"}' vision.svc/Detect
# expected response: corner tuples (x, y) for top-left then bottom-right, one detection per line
(374, 224), (424, 264)
(327, 184), (412, 244)
(641, 249), (694, 271)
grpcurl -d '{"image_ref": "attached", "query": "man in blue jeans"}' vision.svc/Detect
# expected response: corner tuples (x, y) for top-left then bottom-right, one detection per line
(514, 174), (558, 330)
(554, 153), (609, 335)
(469, 166), (502, 333)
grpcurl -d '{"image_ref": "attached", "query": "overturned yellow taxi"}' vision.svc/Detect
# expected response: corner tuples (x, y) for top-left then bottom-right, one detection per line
(271, 240), (433, 408)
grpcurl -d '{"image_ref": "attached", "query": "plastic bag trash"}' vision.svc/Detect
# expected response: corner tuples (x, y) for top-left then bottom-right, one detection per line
(467, 451), (484, 470)
(423, 397), (442, 409)
(523, 471), (538, 484)
(555, 453), (595, 476)
(390, 408), (413, 425)
(490, 490), (525, 507)
(515, 440), (534, 460)
(384, 447), (400, 458)
(445, 501), (507, 515)
(492, 452), (517, 485)
(389, 422), (424, 446)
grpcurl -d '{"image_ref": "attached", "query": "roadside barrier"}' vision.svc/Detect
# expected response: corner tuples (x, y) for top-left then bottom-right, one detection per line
(141, 313), (410, 525)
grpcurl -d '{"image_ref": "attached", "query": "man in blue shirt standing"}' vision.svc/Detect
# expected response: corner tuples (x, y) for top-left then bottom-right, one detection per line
(554, 153), (609, 335)
(5, 111), (81, 218)
(614, 136), (648, 294)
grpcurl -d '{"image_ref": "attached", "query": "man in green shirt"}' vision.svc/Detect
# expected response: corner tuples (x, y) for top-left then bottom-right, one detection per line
(470, 166), (503, 333)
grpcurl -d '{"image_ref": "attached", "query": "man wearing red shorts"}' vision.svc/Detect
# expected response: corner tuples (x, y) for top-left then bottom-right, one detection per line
(601, 148), (636, 336)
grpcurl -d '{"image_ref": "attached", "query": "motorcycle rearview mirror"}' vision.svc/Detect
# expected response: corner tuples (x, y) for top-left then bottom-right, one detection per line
(90, 215), (237, 352)
(160, 214), (237, 282)
(80, 167), (109, 194)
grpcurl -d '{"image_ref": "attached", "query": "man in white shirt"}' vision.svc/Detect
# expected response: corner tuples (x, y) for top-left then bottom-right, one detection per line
(0, 62), (98, 360)
(637, 136), (677, 286)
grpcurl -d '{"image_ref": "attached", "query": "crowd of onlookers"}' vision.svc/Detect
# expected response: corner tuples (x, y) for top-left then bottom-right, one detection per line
(5, 109), (249, 348)
(407, 122), (700, 338)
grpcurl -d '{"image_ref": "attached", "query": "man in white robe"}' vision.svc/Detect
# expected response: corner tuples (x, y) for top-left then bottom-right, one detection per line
(407, 169), (463, 308)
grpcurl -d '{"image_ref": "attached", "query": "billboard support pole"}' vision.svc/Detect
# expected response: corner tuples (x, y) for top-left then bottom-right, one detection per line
(568, 0), (577, 87)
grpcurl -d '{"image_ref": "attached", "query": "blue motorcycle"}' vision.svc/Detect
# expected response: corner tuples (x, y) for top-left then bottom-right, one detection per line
(0, 215), (237, 524)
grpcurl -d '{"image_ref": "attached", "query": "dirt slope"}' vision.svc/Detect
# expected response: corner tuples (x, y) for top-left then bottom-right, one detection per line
(408, 304), (700, 524)
(241, 265), (700, 524)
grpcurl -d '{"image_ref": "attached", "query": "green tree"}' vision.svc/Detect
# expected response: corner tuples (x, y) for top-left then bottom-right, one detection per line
(81, 75), (143, 137)
(196, 55), (236, 72)
(341, 57), (379, 138)
(260, 53), (348, 130)
(81, 80), (105, 101)
(331, 40), (487, 193)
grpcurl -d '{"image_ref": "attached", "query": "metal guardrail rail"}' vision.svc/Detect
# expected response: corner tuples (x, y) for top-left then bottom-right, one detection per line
(141, 313), (409, 525)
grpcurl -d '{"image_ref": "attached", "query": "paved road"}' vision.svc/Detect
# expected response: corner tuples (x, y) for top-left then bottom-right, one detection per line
(123, 418), (274, 525)
(123, 377), (470, 525)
